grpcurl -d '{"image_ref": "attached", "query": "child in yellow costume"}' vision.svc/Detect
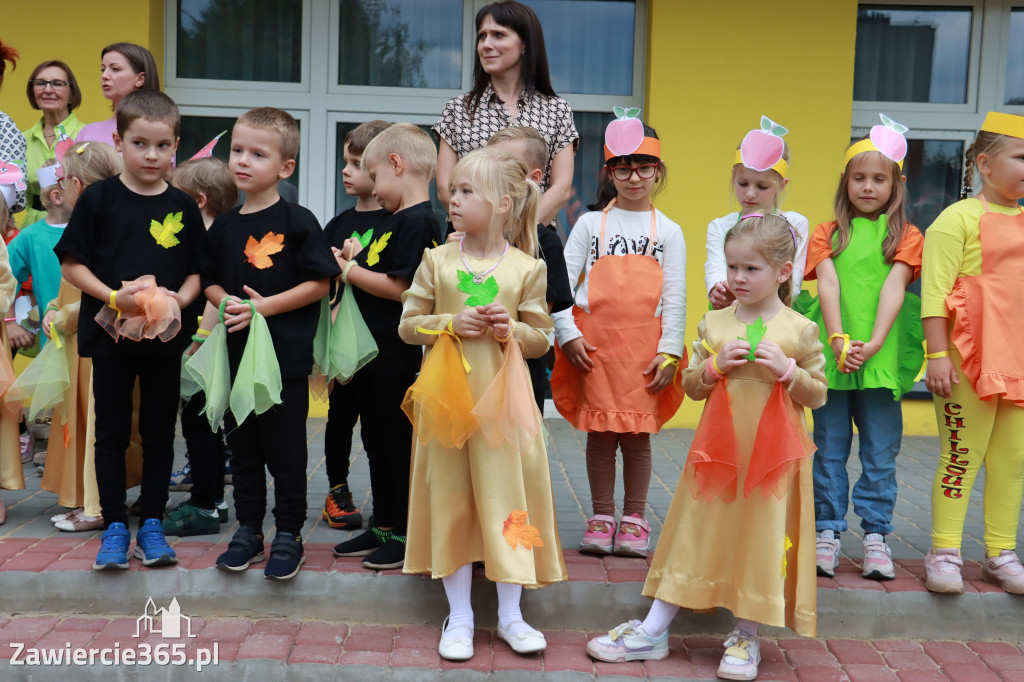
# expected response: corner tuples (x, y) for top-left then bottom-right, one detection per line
(0, 175), (23, 523)
(35, 142), (143, 531)
(588, 214), (826, 681)
(400, 148), (565, 662)
(923, 112), (1024, 595)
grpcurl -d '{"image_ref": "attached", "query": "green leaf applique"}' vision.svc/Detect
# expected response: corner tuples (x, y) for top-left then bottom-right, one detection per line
(150, 211), (184, 249)
(457, 270), (500, 307)
(351, 228), (374, 249)
(366, 231), (391, 266)
(742, 315), (767, 361)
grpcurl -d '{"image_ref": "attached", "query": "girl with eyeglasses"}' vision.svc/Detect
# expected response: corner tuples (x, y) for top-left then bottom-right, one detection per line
(551, 113), (685, 560)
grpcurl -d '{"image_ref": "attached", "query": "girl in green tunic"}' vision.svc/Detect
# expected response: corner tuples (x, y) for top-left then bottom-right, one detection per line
(799, 120), (924, 582)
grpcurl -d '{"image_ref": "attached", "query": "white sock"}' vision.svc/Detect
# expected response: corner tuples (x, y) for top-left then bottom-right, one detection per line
(641, 599), (679, 637)
(441, 564), (474, 638)
(496, 582), (534, 635)
(735, 619), (759, 638)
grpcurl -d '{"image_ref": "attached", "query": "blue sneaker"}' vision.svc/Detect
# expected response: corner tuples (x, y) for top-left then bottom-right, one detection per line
(93, 523), (131, 571)
(133, 518), (178, 566)
(169, 463), (193, 491)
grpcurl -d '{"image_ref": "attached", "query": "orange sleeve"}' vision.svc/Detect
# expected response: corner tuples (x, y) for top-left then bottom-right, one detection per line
(803, 222), (838, 281)
(892, 223), (924, 282)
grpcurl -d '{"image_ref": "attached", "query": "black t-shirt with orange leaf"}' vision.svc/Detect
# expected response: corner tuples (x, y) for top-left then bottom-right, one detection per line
(54, 175), (204, 358)
(200, 198), (340, 379)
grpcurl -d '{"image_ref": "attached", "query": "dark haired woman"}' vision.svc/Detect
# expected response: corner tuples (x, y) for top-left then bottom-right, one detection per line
(434, 0), (577, 226)
(22, 60), (85, 226)
(77, 42), (161, 147)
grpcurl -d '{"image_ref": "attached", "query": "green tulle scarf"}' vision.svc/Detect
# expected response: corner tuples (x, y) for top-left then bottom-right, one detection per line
(310, 285), (378, 399)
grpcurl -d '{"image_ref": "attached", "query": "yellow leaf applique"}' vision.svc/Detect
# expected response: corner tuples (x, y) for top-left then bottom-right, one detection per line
(244, 232), (285, 270)
(502, 510), (544, 551)
(150, 211), (184, 249)
(781, 535), (793, 578)
(366, 231), (392, 267)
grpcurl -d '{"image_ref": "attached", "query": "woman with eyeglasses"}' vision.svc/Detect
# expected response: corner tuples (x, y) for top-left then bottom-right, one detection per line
(21, 61), (85, 227)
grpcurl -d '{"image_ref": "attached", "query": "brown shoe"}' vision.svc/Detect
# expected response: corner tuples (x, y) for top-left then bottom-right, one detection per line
(55, 513), (104, 532)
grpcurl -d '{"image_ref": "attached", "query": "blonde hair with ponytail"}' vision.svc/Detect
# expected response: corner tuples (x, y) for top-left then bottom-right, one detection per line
(449, 147), (540, 257)
(961, 131), (1014, 199)
(61, 142), (122, 187)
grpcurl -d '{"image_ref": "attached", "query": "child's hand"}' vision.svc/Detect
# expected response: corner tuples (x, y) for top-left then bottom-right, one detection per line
(6, 320), (34, 349)
(708, 281), (735, 310)
(482, 302), (511, 339)
(716, 339), (751, 373)
(446, 230), (465, 244)
(563, 336), (597, 373)
(753, 341), (791, 378)
(451, 308), (490, 337)
(840, 340), (867, 373)
(331, 246), (350, 274)
(342, 237), (364, 260)
(41, 310), (56, 338)
(223, 288), (262, 332)
(113, 281), (151, 315)
(926, 356), (959, 399)
(643, 354), (676, 393)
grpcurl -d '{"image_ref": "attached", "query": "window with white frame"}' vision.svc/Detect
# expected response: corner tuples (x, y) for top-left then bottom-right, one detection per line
(165, 0), (646, 233)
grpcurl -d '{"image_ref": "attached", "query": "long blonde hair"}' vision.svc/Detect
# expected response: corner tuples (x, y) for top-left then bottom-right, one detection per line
(725, 213), (800, 306)
(961, 131), (1014, 200)
(449, 147), (540, 257)
(831, 147), (907, 264)
(61, 142), (122, 187)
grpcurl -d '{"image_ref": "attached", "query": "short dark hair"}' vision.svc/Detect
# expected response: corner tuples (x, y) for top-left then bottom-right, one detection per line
(102, 42), (160, 92)
(170, 157), (238, 217)
(236, 107), (300, 161)
(468, 2), (556, 121)
(116, 90), (180, 138)
(26, 60), (82, 112)
(344, 120), (394, 156)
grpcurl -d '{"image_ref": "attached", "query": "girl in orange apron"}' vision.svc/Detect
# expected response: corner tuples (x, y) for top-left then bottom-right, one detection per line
(551, 111), (685, 558)
(922, 112), (1024, 595)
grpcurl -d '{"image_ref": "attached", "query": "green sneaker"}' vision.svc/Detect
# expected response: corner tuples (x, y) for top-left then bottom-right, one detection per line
(162, 502), (220, 537)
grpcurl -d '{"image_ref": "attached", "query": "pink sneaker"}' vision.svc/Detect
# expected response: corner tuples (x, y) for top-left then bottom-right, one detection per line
(614, 515), (651, 558)
(580, 514), (616, 555)
(19, 432), (34, 464)
(816, 530), (840, 577)
(925, 548), (964, 593)
(982, 550), (1024, 594)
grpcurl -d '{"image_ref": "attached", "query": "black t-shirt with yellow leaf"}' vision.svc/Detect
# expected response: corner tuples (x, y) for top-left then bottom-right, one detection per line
(54, 176), (204, 358)
(200, 199), (340, 379)
(351, 201), (438, 374)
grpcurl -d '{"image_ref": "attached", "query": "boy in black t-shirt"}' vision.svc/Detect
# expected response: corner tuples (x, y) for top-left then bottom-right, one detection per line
(56, 91), (204, 571)
(200, 108), (340, 580)
(330, 123), (439, 570)
(321, 120), (393, 531)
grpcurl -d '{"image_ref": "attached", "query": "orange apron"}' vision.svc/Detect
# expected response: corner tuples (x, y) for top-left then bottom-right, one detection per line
(946, 197), (1024, 405)
(551, 200), (684, 433)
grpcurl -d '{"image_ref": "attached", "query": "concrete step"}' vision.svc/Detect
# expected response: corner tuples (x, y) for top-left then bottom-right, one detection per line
(2, 538), (1021, 642)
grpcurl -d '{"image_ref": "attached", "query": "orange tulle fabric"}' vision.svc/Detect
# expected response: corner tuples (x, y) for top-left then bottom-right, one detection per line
(95, 275), (182, 342)
(685, 379), (814, 502)
(472, 338), (543, 453)
(744, 382), (816, 499)
(402, 332), (477, 448)
(684, 379), (739, 503)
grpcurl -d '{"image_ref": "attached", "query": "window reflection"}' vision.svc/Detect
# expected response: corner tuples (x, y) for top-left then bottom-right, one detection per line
(1007, 8), (1024, 105)
(854, 5), (972, 104)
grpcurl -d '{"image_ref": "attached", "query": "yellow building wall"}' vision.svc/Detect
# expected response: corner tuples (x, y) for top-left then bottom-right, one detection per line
(646, 0), (935, 435)
(3, 1), (164, 135)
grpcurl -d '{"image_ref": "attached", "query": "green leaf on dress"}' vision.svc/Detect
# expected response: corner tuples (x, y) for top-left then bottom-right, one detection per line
(743, 315), (767, 361)
(457, 269), (500, 307)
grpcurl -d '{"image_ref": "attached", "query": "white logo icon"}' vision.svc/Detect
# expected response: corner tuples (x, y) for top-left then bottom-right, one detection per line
(135, 597), (196, 639)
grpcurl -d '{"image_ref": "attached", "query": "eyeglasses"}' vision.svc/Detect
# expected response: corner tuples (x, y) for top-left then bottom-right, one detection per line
(608, 164), (658, 181)
(31, 79), (69, 90)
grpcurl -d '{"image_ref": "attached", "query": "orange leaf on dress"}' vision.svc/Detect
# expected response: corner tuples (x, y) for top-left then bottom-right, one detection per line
(245, 232), (285, 269)
(502, 510), (544, 551)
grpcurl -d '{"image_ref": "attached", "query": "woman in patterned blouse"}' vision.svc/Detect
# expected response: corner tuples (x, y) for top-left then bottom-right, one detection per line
(434, 0), (578, 226)
(0, 40), (27, 220)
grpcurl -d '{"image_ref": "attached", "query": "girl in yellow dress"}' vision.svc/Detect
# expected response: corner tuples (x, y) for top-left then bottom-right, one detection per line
(399, 147), (565, 662)
(0, 177), (22, 523)
(587, 213), (827, 681)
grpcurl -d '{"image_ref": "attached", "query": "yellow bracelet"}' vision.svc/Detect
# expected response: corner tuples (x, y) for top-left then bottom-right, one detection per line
(659, 354), (680, 371)
(109, 289), (119, 310)
(341, 261), (357, 284)
(196, 328), (211, 337)
(712, 354), (724, 376)
(925, 350), (949, 359)
(827, 332), (851, 369)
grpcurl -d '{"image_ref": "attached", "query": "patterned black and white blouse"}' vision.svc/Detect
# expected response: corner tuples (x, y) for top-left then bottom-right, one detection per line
(0, 111), (27, 213)
(434, 84), (578, 192)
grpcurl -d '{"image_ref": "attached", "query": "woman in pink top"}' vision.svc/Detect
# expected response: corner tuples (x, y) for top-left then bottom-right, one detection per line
(77, 43), (160, 147)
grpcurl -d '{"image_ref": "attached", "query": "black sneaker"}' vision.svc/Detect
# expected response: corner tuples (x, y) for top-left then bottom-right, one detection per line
(322, 483), (363, 530)
(333, 527), (388, 557)
(216, 526), (265, 571)
(265, 533), (305, 581)
(363, 535), (406, 570)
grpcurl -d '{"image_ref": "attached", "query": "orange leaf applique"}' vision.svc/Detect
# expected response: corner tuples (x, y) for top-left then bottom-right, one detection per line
(244, 232), (285, 270)
(502, 510), (544, 551)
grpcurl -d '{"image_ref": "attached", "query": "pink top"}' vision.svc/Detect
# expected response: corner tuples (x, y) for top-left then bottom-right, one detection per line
(76, 118), (117, 147)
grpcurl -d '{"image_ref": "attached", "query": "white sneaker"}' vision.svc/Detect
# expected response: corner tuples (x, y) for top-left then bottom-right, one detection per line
(861, 533), (895, 580)
(718, 629), (760, 680)
(816, 530), (840, 577)
(925, 548), (964, 594)
(982, 550), (1024, 594)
